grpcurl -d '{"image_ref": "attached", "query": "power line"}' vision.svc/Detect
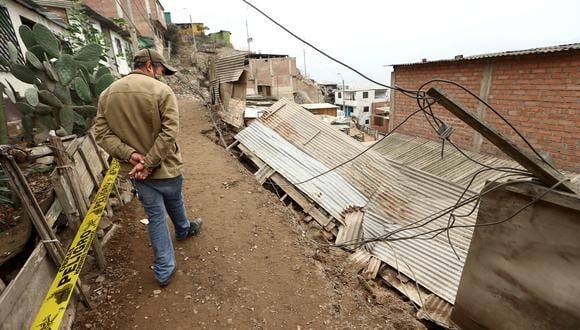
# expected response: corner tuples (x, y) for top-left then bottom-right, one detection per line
(242, 0), (558, 179)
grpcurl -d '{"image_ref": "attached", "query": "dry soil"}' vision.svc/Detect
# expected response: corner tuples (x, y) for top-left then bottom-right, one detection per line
(73, 98), (426, 330)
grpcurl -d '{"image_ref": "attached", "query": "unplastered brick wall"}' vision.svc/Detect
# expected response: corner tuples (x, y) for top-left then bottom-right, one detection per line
(391, 51), (580, 172)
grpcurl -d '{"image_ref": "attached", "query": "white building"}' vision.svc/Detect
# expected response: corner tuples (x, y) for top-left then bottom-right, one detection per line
(0, 0), (67, 96)
(335, 87), (389, 127)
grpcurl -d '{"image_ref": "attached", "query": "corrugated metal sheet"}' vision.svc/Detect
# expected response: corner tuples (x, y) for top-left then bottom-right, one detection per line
(236, 122), (368, 221)
(392, 43), (580, 66)
(235, 99), (483, 304)
(417, 294), (453, 327)
(372, 133), (524, 191)
(215, 52), (246, 83)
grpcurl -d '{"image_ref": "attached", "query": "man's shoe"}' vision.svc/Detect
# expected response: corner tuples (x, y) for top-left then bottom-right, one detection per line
(176, 218), (203, 241)
(158, 267), (176, 288)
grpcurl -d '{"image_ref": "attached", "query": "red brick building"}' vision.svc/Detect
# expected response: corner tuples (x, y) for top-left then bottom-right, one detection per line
(81, 0), (166, 49)
(389, 44), (580, 172)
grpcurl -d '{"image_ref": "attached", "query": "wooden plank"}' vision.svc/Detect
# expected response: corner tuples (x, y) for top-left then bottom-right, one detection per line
(380, 266), (430, 307)
(239, 142), (331, 226)
(50, 136), (106, 270)
(44, 193), (64, 227)
(78, 146), (100, 189)
(270, 173), (330, 226)
(88, 131), (124, 207)
(0, 243), (51, 327)
(363, 256), (381, 279)
(0, 150), (65, 273)
(427, 87), (577, 194)
(50, 172), (76, 216)
(254, 164), (275, 185)
(238, 143), (266, 168)
(73, 151), (95, 199)
(81, 137), (104, 176)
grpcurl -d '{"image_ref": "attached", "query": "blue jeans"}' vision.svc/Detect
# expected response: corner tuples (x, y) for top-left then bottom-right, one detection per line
(134, 175), (191, 283)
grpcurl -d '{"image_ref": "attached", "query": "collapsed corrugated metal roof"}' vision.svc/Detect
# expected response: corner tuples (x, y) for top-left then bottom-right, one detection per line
(235, 99), (482, 304)
(215, 52), (246, 83)
(371, 133), (524, 191)
(391, 43), (580, 66)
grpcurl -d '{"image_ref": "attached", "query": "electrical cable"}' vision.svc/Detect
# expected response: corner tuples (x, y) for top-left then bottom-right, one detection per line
(241, 0), (424, 99)
(243, 0), (559, 180)
(382, 177), (564, 246)
(417, 79), (559, 172)
(329, 176), (535, 249)
(287, 103), (432, 186)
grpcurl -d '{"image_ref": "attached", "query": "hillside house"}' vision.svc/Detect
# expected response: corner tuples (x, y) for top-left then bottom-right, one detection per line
(335, 87), (389, 127)
(0, 0), (66, 96)
(389, 43), (580, 172)
(81, 0), (167, 51)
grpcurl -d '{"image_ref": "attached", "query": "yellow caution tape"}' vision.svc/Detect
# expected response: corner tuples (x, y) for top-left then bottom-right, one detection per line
(31, 159), (120, 330)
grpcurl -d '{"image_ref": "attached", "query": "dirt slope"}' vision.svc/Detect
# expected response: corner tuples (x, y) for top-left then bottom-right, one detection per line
(73, 98), (425, 329)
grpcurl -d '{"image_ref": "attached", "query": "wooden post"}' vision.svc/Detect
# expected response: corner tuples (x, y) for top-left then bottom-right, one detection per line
(426, 87), (577, 195)
(0, 146), (91, 307)
(50, 136), (107, 270)
(88, 132), (125, 206)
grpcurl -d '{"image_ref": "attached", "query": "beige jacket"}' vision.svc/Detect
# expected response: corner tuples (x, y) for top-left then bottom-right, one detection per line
(95, 71), (183, 179)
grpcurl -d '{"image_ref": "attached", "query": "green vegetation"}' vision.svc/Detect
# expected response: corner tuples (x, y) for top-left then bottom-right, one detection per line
(0, 23), (115, 143)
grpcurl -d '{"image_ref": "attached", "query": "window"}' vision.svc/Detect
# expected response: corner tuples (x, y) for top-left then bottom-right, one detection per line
(365, 119), (370, 125)
(362, 91), (369, 99)
(337, 92), (342, 98)
(114, 38), (123, 56)
(1, 7), (25, 72)
(363, 106), (369, 112)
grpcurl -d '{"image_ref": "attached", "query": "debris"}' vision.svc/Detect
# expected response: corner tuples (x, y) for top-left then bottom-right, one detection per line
(140, 219), (149, 225)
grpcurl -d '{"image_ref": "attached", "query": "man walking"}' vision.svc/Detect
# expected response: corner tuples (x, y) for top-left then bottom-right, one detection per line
(95, 48), (202, 287)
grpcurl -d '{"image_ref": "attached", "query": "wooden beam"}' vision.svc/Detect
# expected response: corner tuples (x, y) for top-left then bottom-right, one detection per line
(427, 87), (577, 194)
(0, 147), (91, 307)
(50, 136), (106, 270)
(88, 132), (125, 207)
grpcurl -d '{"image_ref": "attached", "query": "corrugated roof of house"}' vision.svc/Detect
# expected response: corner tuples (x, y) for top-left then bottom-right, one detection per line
(391, 43), (580, 66)
(371, 133), (525, 191)
(301, 103), (339, 110)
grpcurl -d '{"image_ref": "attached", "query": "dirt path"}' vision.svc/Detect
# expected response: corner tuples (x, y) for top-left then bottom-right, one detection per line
(73, 98), (425, 329)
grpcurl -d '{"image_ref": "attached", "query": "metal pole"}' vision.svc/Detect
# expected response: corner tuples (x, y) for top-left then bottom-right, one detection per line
(342, 79), (345, 116)
(338, 73), (345, 117)
(246, 19), (251, 53)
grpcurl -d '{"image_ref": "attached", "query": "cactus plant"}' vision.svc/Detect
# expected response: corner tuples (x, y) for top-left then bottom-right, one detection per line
(0, 22), (116, 143)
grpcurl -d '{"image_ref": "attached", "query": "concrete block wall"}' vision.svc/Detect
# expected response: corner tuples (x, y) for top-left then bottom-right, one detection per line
(391, 51), (580, 172)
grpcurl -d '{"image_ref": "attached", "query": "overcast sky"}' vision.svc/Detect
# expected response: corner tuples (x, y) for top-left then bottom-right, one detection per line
(161, 0), (580, 87)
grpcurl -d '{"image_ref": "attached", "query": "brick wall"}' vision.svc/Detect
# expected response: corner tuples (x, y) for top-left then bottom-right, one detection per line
(82, 0), (152, 37)
(391, 51), (580, 172)
(82, 0), (118, 19)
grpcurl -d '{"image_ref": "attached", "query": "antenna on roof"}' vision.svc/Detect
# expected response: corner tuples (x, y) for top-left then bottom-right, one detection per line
(246, 19), (253, 53)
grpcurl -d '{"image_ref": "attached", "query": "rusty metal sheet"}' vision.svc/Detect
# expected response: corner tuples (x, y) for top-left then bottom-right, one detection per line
(215, 52), (246, 83)
(373, 133), (525, 191)
(235, 99), (484, 304)
(220, 98), (245, 128)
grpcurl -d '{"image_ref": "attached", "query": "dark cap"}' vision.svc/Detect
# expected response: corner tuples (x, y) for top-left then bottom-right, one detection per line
(133, 48), (177, 76)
